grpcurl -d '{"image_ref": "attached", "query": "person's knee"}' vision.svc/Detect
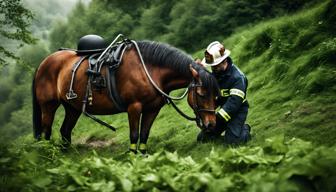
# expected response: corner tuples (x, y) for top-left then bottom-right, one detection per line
(224, 126), (251, 145)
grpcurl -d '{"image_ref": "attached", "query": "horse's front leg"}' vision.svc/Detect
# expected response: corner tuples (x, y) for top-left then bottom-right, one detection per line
(127, 102), (142, 154)
(139, 108), (161, 154)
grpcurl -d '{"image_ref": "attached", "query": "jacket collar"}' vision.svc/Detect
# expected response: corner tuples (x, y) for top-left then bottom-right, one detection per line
(213, 57), (233, 77)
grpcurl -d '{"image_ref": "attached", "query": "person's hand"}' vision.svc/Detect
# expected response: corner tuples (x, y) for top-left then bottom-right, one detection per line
(194, 58), (205, 67)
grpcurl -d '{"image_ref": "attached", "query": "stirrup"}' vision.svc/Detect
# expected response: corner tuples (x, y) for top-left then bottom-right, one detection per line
(66, 90), (78, 100)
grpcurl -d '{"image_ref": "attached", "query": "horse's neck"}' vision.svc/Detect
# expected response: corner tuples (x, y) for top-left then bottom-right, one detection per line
(159, 67), (192, 92)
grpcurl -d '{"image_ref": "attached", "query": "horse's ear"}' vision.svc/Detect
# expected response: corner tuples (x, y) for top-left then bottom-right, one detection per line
(189, 64), (199, 79)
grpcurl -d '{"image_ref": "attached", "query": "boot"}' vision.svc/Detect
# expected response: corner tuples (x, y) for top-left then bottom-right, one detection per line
(242, 124), (251, 142)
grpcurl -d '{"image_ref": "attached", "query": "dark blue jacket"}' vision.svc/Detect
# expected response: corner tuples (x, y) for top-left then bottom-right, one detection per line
(214, 57), (249, 122)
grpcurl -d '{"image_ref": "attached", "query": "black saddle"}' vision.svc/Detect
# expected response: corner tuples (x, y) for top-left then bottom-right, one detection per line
(76, 34), (107, 55)
(66, 35), (131, 112)
(58, 34), (107, 55)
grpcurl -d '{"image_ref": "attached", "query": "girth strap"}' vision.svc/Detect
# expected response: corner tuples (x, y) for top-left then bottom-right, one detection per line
(105, 65), (126, 112)
(103, 42), (129, 112)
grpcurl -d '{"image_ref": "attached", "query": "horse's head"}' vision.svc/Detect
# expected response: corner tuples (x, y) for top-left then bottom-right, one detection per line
(188, 64), (220, 131)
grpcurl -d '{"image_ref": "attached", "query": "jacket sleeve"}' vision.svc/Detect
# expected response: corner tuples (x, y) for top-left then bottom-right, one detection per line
(217, 76), (247, 122)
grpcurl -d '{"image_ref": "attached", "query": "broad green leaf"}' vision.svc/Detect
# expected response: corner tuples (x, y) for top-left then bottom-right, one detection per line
(120, 178), (133, 192)
(33, 176), (52, 188)
(0, 157), (11, 163)
(47, 168), (61, 174)
(142, 173), (160, 183)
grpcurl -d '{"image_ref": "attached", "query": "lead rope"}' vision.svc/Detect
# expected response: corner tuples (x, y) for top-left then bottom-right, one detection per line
(130, 40), (198, 122)
(167, 98), (197, 121)
(131, 40), (189, 100)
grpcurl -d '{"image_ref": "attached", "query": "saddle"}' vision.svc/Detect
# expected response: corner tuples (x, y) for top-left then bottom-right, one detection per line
(65, 35), (131, 112)
(76, 34), (107, 55)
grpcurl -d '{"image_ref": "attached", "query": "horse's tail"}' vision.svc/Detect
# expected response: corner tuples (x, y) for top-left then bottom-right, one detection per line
(32, 70), (42, 139)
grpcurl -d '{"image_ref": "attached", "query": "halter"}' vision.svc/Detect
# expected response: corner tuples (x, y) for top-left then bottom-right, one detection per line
(167, 79), (216, 129)
(188, 79), (216, 129)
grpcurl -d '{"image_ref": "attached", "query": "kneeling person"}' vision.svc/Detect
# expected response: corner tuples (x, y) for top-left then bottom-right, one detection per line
(197, 41), (251, 144)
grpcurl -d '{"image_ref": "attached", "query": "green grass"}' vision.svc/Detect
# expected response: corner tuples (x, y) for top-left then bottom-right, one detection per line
(1, 1), (336, 191)
(224, 0), (336, 147)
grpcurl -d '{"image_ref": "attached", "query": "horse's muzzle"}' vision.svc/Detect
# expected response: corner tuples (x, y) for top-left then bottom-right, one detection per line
(198, 119), (216, 131)
(204, 120), (216, 130)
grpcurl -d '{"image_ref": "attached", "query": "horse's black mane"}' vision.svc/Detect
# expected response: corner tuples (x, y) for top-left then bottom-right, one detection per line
(137, 40), (193, 75)
(137, 40), (219, 95)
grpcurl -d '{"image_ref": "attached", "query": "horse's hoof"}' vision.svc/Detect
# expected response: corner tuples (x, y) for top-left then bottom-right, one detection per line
(60, 142), (71, 151)
(139, 149), (147, 155)
(127, 149), (137, 155)
(141, 153), (149, 158)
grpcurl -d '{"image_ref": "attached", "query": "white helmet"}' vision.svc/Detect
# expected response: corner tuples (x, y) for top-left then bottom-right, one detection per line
(201, 41), (231, 67)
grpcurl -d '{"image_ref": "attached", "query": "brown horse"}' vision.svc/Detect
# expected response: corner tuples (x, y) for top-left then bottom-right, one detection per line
(32, 40), (219, 153)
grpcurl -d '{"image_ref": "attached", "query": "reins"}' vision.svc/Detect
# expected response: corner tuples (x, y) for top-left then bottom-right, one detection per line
(131, 40), (190, 100)
(82, 35), (209, 130)
(131, 40), (215, 124)
(131, 39), (218, 124)
(131, 40), (201, 122)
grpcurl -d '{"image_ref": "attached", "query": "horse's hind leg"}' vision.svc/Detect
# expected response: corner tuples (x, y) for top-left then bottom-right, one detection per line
(41, 100), (60, 140)
(60, 102), (81, 146)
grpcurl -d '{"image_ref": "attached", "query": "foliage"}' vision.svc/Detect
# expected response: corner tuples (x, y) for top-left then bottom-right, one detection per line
(1, 0), (336, 191)
(49, 0), (317, 52)
(221, 0), (336, 145)
(0, 0), (35, 67)
(1, 136), (336, 191)
(22, 0), (87, 40)
(0, 41), (48, 129)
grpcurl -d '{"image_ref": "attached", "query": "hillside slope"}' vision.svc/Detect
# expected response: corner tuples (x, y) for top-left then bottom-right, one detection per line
(223, 0), (336, 146)
(11, 0), (335, 158)
(1, 1), (336, 191)
(144, 0), (336, 153)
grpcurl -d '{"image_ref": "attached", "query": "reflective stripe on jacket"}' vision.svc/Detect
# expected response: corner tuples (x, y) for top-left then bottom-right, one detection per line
(214, 57), (249, 122)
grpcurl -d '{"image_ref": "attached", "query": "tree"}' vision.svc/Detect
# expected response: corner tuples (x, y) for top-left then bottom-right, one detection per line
(0, 0), (35, 67)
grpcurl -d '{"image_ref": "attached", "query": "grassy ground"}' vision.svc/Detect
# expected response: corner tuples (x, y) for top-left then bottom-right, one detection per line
(1, 1), (336, 191)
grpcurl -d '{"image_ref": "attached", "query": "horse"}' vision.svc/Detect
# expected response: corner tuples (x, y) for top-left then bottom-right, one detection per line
(32, 40), (220, 153)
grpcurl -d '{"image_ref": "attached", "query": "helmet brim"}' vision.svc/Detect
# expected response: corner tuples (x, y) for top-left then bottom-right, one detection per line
(201, 49), (231, 67)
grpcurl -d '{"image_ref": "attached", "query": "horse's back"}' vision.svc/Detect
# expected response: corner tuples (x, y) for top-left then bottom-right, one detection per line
(35, 50), (79, 102)
(37, 50), (78, 74)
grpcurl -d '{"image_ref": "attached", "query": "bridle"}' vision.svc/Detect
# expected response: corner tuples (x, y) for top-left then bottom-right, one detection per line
(188, 79), (216, 129)
(128, 38), (216, 129)
(167, 78), (216, 129)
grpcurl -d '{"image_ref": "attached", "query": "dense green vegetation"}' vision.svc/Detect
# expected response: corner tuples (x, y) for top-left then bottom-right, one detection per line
(0, 0), (35, 66)
(0, 0), (76, 140)
(49, 0), (317, 52)
(1, 0), (335, 191)
(2, 136), (336, 191)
